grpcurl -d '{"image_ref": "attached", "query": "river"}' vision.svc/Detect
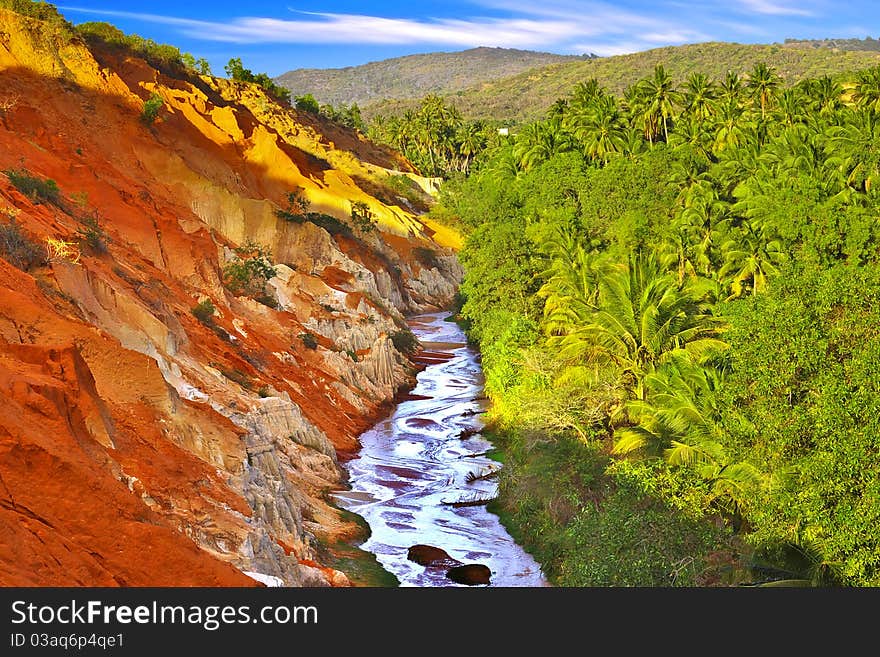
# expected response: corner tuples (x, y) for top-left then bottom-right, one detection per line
(333, 312), (547, 587)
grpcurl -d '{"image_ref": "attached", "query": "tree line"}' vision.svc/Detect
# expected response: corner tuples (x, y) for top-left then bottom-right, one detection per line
(437, 61), (880, 585)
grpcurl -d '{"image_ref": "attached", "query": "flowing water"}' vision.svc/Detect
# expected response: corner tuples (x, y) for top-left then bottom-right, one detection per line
(333, 312), (547, 587)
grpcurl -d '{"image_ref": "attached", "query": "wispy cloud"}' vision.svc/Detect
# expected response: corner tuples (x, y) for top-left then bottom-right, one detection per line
(58, 3), (709, 53)
(60, 6), (578, 47)
(736, 0), (815, 16)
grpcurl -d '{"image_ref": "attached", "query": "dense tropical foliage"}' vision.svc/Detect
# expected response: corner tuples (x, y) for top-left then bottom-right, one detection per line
(436, 62), (880, 585)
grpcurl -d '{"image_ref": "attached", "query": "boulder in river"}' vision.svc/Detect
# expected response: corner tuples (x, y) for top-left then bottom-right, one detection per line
(446, 564), (491, 586)
(407, 544), (461, 568)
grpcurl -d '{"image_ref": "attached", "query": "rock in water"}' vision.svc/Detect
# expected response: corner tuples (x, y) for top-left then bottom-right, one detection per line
(446, 564), (491, 586)
(407, 544), (460, 568)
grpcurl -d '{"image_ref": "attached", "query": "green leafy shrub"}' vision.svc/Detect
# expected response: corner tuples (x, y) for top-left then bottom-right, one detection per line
(299, 332), (318, 350)
(3, 169), (60, 205)
(141, 93), (164, 125)
(224, 57), (291, 105)
(191, 298), (215, 325)
(0, 0), (75, 39)
(349, 200), (376, 233)
(391, 329), (419, 355)
(294, 94), (320, 114)
(274, 190), (311, 223)
(0, 217), (44, 271)
(306, 212), (353, 237)
(76, 215), (109, 254)
(77, 22), (187, 71)
(216, 365), (252, 390)
(222, 241), (276, 296)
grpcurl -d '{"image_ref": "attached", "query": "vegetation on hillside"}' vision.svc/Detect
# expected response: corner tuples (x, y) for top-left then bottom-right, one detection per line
(439, 60), (880, 586)
(275, 47), (580, 108)
(225, 58), (291, 105)
(368, 95), (498, 177)
(366, 42), (880, 122)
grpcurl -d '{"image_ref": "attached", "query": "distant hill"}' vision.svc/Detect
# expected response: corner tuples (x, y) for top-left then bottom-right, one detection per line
(275, 47), (582, 107)
(783, 37), (880, 52)
(362, 41), (880, 123)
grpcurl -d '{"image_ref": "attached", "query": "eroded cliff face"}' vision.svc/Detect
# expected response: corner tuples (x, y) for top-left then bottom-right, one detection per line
(0, 10), (462, 586)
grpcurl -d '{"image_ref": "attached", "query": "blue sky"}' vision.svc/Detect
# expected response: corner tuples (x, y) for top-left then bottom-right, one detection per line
(56, 1), (880, 76)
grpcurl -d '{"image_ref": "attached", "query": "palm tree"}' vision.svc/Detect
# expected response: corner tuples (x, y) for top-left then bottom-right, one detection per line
(852, 65), (880, 113)
(612, 356), (764, 513)
(713, 95), (749, 153)
(682, 72), (717, 125)
(456, 122), (486, 175)
(824, 109), (880, 197)
(569, 95), (628, 163)
(512, 119), (573, 171)
(548, 251), (725, 400)
(718, 71), (743, 103)
(811, 75), (844, 117)
(747, 62), (782, 120)
(637, 64), (680, 143)
(719, 222), (787, 297)
(570, 78), (604, 113)
(539, 225), (612, 335)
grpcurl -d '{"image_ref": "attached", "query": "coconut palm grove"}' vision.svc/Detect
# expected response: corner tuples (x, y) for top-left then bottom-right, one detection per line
(368, 62), (880, 586)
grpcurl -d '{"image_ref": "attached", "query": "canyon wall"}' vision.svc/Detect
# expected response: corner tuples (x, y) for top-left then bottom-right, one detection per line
(0, 9), (461, 586)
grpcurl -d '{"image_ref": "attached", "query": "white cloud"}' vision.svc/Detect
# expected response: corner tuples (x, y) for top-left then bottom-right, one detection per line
(58, 3), (710, 52)
(736, 0), (815, 16)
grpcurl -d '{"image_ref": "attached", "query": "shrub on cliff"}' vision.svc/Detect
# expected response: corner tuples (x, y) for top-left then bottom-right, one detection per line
(140, 93), (163, 125)
(224, 57), (291, 105)
(0, 217), (44, 271)
(3, 168), (61, 205)
(294, 94), (320, 114)
(191, 298), (216, 325)
(222, 241), (276, 296)
(274, 190), (311, 223)
(76, 215), (109, 254)
(349, 200), (376, 233)
(299, 332), (318, 350)
(391, 329), (419, 355)
(77, 22), (190, 72)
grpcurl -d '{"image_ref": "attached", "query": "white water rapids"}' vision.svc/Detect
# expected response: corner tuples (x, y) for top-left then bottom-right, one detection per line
(333, 312), (547, 587)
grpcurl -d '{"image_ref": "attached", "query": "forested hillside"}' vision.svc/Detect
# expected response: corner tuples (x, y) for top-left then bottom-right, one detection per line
(365, 42), (880, 122)
(437, 62), (880, 585)
(276, 47), (579, 108)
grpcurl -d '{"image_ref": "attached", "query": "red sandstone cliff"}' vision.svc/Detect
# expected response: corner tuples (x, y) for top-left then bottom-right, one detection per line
(0, 8), (462, 586)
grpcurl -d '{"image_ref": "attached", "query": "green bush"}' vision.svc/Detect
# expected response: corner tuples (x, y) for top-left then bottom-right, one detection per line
(274, 190), (311, 223)
(299, 332), (318, 350)
(76, 215), (109, 254)
(294, 94), (320, 114)
(3, 169), (61, 205)
(222, 241), (276, 296)
(306, 212), (353, 237)
(0, 217), (43, 271)
(0, 0), (75, 38)
(141, 93), (163, 125)
(350, 201), (376, 233)
(77, 22), (186, 71)
(224, 57), (291, 105)
(391, 329), (419, 355)
(191, 298), (216, 325)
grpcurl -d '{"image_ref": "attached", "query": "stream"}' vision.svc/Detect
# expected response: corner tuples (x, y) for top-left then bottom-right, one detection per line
(333, 312), (547, 587)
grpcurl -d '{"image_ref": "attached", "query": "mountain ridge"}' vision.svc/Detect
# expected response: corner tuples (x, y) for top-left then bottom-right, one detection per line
(359, 41), (880, 122)
(275, 46), (582, 107)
